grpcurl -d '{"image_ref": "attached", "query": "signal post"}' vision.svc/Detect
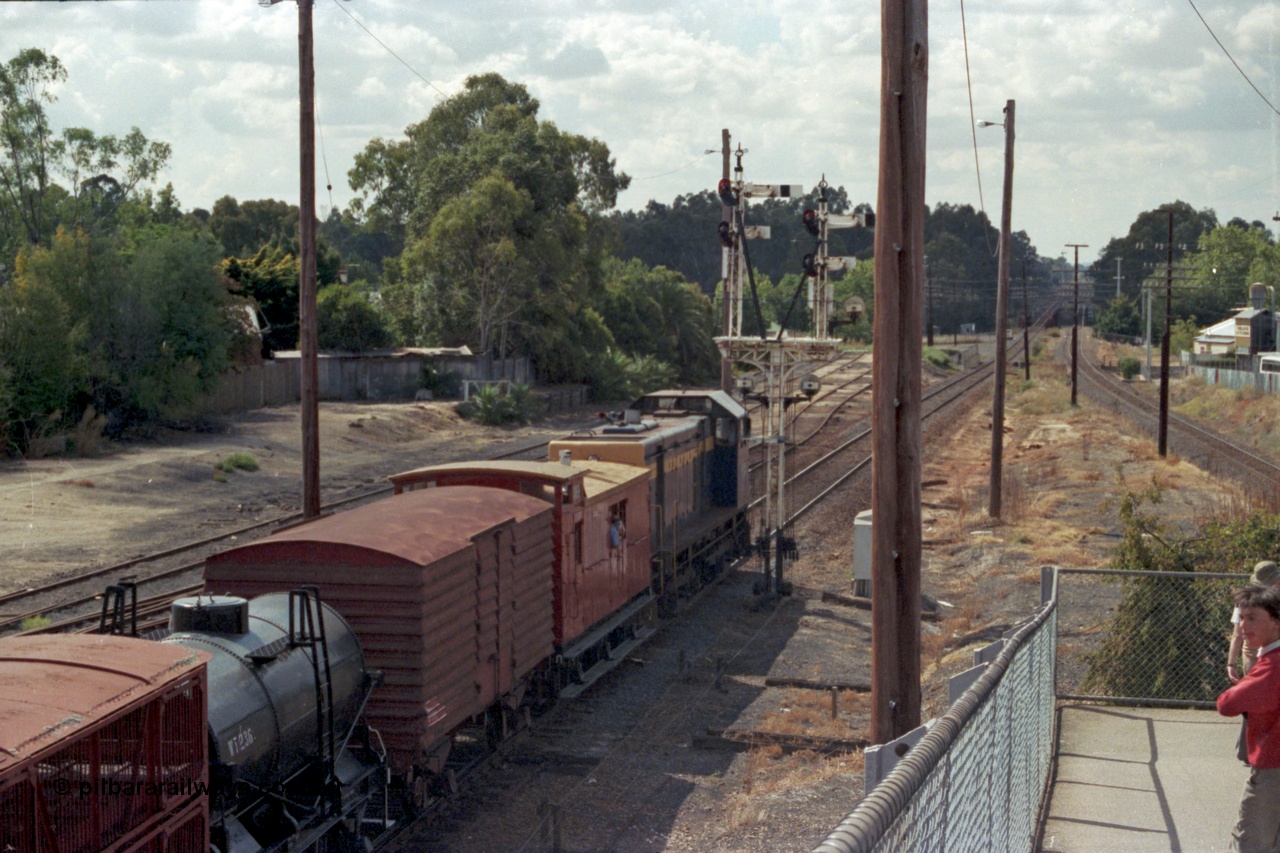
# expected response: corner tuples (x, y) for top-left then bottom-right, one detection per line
(715, 154), (869, 597)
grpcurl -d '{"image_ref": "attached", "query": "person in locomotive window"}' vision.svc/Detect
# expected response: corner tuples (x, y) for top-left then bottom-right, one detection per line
(1218, 583), (1280, 853)
(609, 514), (626, 569)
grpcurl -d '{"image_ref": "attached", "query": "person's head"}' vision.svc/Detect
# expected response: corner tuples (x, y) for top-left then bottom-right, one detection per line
(1252, 561), (1280, 587)
(1235, 584), (1280, 649)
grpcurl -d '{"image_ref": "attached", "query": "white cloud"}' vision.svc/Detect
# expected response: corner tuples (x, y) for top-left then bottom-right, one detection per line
(0, 0), (1273, 262)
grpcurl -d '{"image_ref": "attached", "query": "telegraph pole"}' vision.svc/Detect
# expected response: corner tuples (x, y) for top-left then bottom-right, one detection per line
(297, 0), (320, 518)
(719, 128), (733, 394)
(1021, 258), (1031, 382)
(871, 0), (926, 744)
(1066, 244), (1088, 407)
(989, 100), (1014, 519)
(925, 258), (934, 346)
(1159, 211), (1173, 457)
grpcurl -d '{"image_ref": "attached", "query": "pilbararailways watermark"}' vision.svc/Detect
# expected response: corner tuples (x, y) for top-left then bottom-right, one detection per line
(48, 778), (209, 798)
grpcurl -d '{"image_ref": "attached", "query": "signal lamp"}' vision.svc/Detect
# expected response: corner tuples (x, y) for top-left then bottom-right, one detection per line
(717, 178), (739, 207)
(802, 209), (820, 236)
(717, 220), (733, 248)
(802, 253), (818, 278)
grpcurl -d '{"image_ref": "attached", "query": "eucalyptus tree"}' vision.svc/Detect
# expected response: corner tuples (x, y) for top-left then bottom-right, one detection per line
(349, 73), (629, 381)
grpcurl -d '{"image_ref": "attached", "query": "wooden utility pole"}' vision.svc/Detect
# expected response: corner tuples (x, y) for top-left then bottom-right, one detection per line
(871, 0), (927, 744)
(720, 129), (733, 394)
(1158, 211), (1173, 457)
(1066, 244), (1087, 407)
(989, 99), (1014, 519)
(298, 0), (320, 518)
(925, 258), (933, 346)
(1021, 258), (1031, 382)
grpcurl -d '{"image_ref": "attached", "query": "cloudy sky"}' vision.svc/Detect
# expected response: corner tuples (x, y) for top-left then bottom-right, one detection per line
(2, 0), (1276, 266)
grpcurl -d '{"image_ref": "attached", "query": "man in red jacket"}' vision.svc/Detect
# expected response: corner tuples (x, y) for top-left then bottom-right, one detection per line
(1218, 584), (1280, 853)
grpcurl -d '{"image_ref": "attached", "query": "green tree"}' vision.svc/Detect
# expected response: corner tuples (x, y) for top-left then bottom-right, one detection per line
(0, 48), (65, 252)
(1092, 201), (1219, 307)
(1178, 223), (1280, 326)
(316, 284), (393, 352)
(1083, 484), (1280, 702)
(0, 49), (170, 258)
(4, 225), (231, 441)
(349, 73), (629, 381)
(402, 174), (532, 354)
(1095, 296), (1141, 338)
(221, 246), (299, 353)
(595, 257), (719, 385)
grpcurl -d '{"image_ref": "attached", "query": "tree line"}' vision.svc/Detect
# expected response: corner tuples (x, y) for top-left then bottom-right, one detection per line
(5, 45), (1272, 456)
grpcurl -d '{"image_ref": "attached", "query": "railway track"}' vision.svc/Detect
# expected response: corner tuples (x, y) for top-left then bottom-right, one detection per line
(0, 436), (564, 637)
(1073, 333), (1280, 495)
(389, 330), (1053, 851)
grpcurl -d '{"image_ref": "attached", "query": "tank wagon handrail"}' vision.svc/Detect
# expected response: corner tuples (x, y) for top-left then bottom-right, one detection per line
(813, 583), (1058, 853)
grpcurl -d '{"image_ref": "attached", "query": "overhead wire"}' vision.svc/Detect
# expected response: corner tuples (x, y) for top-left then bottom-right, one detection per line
(958, 0), (991, 252)
(1185, 0), (1280, 119)
(329, 0), (450, 101)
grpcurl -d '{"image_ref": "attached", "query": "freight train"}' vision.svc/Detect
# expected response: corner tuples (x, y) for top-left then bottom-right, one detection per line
(0, 389), (753, 852)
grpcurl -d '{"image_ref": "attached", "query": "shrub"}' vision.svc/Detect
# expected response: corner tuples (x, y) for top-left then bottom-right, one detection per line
(1118, 356), (1142, 380)
(923, 347), (955, 370)
(461, 382), (540, 426)
(215, 452), (259, 473)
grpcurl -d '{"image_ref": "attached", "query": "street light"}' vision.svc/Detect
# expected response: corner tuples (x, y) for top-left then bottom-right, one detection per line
(979, 101), (1014, 518)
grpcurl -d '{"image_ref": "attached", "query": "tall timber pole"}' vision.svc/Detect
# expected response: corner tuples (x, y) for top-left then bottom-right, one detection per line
(1159, 211), (1173, 457)
(298, 0), (320, 518)
(720, 129), (733, 394)
(871, 0), (927, 744)
(1066, 244), (1087, 408)
(988, 99), (1014, 519)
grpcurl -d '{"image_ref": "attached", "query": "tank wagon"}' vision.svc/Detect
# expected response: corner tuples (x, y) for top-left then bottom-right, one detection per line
(0, 634), (210, 853)
(156, 591), (385, 853)
(549, 389), (752, 611)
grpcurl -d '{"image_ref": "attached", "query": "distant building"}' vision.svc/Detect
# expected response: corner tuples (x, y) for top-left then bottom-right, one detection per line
(1194, 317), (1235, 355)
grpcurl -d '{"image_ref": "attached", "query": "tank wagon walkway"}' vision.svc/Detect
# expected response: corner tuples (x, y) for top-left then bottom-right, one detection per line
(1039, 705), (1243, 853)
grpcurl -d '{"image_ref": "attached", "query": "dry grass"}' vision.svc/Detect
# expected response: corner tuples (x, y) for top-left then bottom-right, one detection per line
(756, 688), (869, 740)
(723, 749), (864, 831)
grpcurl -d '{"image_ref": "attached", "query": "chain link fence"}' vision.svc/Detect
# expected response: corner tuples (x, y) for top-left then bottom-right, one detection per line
(1056, 568), (1248, 707)
(813, 592), (1056, 853)
(812, 567), (1254, 853)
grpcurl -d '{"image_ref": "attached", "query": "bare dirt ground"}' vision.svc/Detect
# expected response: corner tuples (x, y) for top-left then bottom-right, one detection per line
(0, 334), (1255, 850)
(0, 402), (605, 593)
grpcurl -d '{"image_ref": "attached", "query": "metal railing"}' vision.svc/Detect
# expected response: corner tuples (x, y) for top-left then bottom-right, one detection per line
(813, 566), (1252, 852)
(813, 575), (1057, 853)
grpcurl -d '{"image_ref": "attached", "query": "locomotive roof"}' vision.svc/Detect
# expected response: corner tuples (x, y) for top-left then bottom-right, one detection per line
(210, 485), (551, 569)
(637, 388), (747, 419)
(0, 635), (207, 771)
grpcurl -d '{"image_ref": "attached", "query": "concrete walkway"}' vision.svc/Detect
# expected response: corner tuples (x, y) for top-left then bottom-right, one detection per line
(1040, 705), (1246, 853)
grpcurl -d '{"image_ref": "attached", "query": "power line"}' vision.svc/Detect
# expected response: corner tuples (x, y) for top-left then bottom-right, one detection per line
(329, 0), (449, 101)
(631, 150), (717, 182)
(959, 0), (987, 219)
(1186, 0), (1280, 118)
